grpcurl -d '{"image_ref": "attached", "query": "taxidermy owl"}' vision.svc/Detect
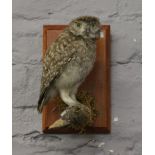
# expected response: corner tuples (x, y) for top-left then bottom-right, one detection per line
(37, 16), (101, 113)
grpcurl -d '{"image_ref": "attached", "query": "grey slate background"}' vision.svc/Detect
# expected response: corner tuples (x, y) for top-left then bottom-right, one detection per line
(12, 0), (142, 154)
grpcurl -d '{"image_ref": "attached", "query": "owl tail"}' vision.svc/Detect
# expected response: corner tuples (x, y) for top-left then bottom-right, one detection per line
(37, 87), (57, 113)
(37, 89), (48, 113)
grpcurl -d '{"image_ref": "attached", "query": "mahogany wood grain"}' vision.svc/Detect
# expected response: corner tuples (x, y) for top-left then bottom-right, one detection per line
(42, 25), (111, 133)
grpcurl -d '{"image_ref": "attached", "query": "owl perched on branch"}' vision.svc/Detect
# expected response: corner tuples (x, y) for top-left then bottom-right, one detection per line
(37, 16), (101, 113)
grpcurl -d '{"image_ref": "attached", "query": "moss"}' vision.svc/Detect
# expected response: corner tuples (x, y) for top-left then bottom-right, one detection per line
(56, 90), (97, 132)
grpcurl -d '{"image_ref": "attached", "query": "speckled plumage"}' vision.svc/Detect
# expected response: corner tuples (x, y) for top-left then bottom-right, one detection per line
(38, 16), (101, 112)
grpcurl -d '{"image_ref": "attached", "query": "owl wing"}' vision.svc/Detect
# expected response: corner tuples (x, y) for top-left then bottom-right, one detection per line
(37, 39), (84, 112)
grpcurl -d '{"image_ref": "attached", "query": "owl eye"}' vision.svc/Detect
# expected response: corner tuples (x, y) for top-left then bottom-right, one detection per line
(92, 23), (95, 27)
(76, 23), (81, 28)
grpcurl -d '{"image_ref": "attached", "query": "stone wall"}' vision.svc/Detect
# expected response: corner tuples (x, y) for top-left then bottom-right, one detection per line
(13, 0), (142, 154)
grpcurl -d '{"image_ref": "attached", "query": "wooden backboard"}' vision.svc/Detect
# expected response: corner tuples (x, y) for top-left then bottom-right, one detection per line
(42, 25), (111, 133)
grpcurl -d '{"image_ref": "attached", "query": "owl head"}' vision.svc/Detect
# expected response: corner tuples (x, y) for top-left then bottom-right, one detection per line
(69, 16), (101, 39)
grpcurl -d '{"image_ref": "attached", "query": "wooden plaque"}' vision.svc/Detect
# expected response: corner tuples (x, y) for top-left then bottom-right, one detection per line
(42, 25), (111, 133)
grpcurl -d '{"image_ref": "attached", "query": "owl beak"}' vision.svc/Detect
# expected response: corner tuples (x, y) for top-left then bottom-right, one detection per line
(86, 28), (90, 33)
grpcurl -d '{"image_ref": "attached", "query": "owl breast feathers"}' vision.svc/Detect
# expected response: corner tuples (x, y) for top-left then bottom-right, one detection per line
(38, 16), (101, 112)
